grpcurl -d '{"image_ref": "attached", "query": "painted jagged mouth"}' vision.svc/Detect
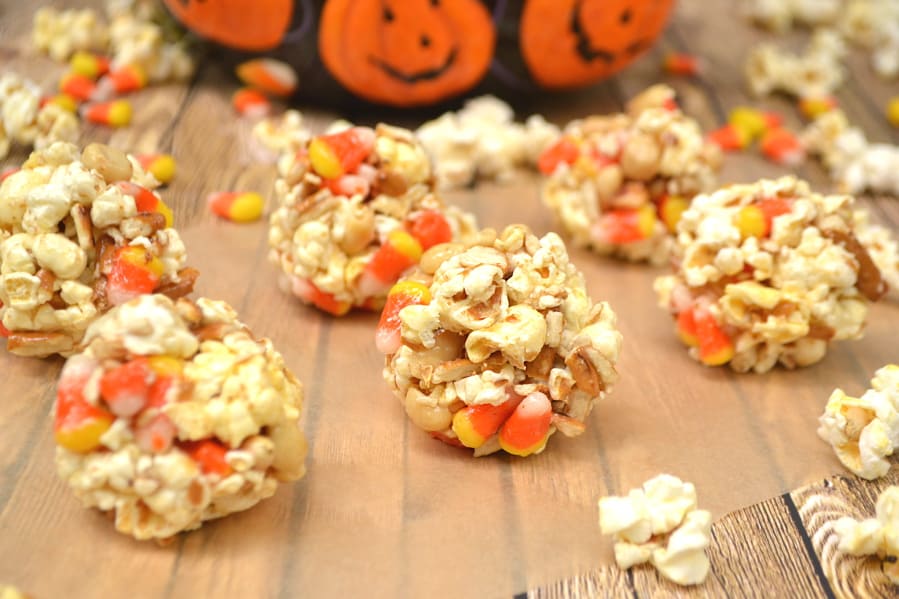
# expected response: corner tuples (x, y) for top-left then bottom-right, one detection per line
(368, 48), (458, 83)
(569, 0), (652, 63)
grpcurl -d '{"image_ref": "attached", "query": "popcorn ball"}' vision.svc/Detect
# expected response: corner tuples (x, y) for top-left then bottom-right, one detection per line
(655, 176), (886, 373)
(55, 294), (307, 541)
(834, 485), (899, 583)
(598, 474), (711, 586)
(268, 123), (477, 315)
(818, 364), (899, 480)
(0, 142), (195, 357)
(0, 73), (80, 161)
(540, 85), (721, 265)
(379, 224), (623, 457)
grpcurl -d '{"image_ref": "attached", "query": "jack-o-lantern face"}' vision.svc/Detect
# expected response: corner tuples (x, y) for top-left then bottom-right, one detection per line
(162, 0), (294, 51)
(319, 0), (496, 107)
(520, 0), (674, 88)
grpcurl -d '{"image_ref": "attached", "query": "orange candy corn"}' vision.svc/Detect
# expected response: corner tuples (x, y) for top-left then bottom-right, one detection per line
(707, 124), (749, 151)
(99, 358), (153, 418)
(452, 396), (522, 449)
(55, 359), (115, 453)
(290, 277), (352, 316)
(118, 181), (174, 227)
(538, 137), (580, 175)
(59, 72), (96, 102)
(232, 87), (271, 118)
(308, 127), (375, 179)
(498, 392), (553, 457)
(357, 230), (423, 299)
(0, 300), (9, 337)
(406, 210), (452, 251)
(375, 281), (431, 354)
(236, 58), (298, 97)
(82, 99), (132, 127)
(95, 64), (147, 98)
(106, 245), (164, 306)
(760, 129), (805, 166)
(181, 439), (233, 476)
(663, 52), (703, 76)
(676, 308), (700, 347)
(207, 191), (264, 223)
(694, 309), (734, 366)
(593, 204), (657, 244)
(0, 167), (19, 183)
(69, 51), (110, 79)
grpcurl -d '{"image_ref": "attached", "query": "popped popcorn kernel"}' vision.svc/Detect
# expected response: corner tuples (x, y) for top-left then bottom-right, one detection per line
(268, 123), (478, 314)
(381, 224), (623, 457)
(834, 485), (899, 583)
(655, 176), (885, 373)
(55, 294), (307, 541)
(818, 364), (899, 480)
(540, 85), (720, 265)
(599, 474), (711, 586)
(0, 73), (80, 160)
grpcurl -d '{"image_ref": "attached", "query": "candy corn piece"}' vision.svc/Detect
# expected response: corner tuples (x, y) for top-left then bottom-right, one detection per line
(406, 210), (452, 250)
(59, 72), (97, 102)
(357, 230), (423, 299)
(888, 97), (899, 128)
(0, 167), (19, 183)
(736, 197), (792, 238)
(592, 204), (657, 244)
(538, 137), (580, 175)
(0, 300), (9, 337)
(663, 52), (703, 77)
(762, 111), (783, 130)
(728, 106), (767, 142)
(236, 58), (298, 97)
(41, 93), (78, 113)
(207, 191), (264, 223)
(100, 357), (153, 418)
(82, 99), (132, 127)
(798, 96), (838, 120)
(69, 51), (110, 79)
(95, 64), (148, 98)
(452, 396), (522, 449)
(707, 124), (749, 151)
(694, 309), (734, 366)
(105, 245), (164, 306)
(180, 439), (233, 476)
(676, 308), (700, 347)
(308, 127), (376, 179)
(118, 181), (174, 227)
(136, 153), (176, 185)
(375, 281), (431, 354)
(498, 392), (553, 457)
(55, 359), (115, 453)
(325, 173), (371, 197)
(135, 413), (176, 453)
(760, 129), (805, 166)
(232, 87), (271, 118)
(658, 194), (689, 233)
(429, 431), (465, 447)
(290, 277), (353, 316)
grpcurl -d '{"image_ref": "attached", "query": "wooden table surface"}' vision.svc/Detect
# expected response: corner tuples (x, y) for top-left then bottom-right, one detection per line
(2, 1), (899, 598)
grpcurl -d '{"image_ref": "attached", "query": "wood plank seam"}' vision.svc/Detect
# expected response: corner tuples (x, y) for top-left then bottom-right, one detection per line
(665, 25), (728, 124)
(782, 492), (837, 599)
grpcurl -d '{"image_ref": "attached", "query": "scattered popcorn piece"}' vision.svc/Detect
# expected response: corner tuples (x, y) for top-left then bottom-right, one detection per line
(745, 30), (846, 99)
(834, 485), (899, 583)
(840, 0), (899, 79)
(416, 95), (560, 190)
(663, 52), (704, 77)
(32, 7), (109, 62)
(741, 0), (842, 32)
(599, 474), (711, 586)
(268, 123), (477, 315)
(802, 109), (899, 196)
(655, 176), (886, 373)
(381, 224), (623, 456)
(0, 142), (195, 357)
(0, 73), (80, 160)
(818, 364), (899, 479)
(541, 85), (721, 265)
(251, 110), (311, 158)
(55, 294), (307, 541)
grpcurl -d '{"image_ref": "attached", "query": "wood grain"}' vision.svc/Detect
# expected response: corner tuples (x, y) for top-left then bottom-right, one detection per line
(2, 1), (899, 598)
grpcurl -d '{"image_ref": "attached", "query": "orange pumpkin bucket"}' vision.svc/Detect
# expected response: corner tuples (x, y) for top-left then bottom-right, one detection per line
(162, 0), (675, 107)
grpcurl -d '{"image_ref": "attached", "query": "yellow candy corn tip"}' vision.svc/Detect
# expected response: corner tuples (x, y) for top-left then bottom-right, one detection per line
(119, 246), (165, 276)
(148, 155), (176, 184)
(70, 51), (100, 79)
(157, 199), (174, 228)
(661, 196), (689, 233)
(736, 205), (766, 238)
(53, 94), (79, 113)
(107, 101), (132, 127)
(309, 137), (343, 179)
(388, 280), (431, 303)
(55, 418), (112, 453)
(636, 204), (657, 239)
(677, 328), (700, 348)
(387, 230), (424, 261)
(451, 412), (487, 449)
(887, 98), (899, 128)
(147, 355), (183, 377)
(700, 345), (735, 367)
(500, 434), (548, 457)
(227, 192), (264, 223)
(728, 107), (767, 140)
